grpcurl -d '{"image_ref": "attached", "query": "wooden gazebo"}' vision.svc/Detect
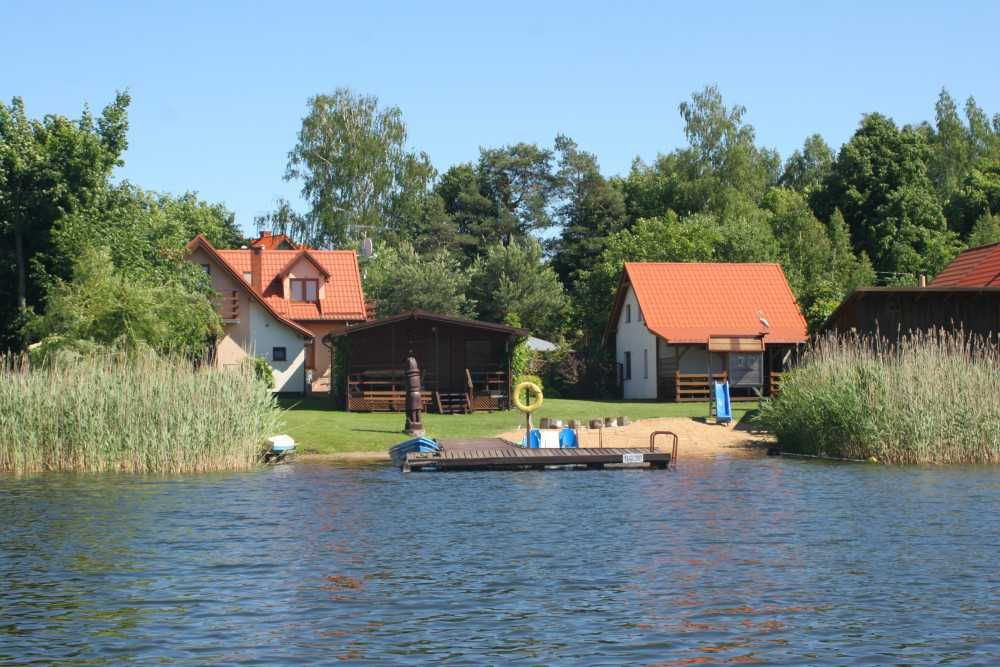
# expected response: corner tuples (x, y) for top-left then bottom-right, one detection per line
(326, 311), (528, 414)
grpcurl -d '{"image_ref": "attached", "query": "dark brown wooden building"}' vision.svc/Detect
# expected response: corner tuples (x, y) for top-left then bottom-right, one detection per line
(821, 287), (1000, 342)
(326, 311), (528, 413)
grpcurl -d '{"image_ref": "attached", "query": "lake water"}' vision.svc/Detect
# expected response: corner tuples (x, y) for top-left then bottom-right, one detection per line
(1, 457), (998, 665)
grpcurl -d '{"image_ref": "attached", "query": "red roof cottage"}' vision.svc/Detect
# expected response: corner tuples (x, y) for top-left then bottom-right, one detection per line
(607, 262), (808, 400)
(186, 234), (367, 393)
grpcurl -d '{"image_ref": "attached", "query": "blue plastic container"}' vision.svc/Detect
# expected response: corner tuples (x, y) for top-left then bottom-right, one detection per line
(558, 428), (578, 448)
(526, 429), (542, 449)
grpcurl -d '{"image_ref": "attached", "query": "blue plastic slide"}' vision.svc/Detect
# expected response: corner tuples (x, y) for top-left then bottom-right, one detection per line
(714, 381), (733, 424)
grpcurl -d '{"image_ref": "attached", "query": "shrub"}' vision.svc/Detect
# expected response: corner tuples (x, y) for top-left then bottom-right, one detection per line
(0, 350), (280, 474)
(760, 330), (1000, 464)
(527, 342), (583, 399)
(248, 355), (275, 390)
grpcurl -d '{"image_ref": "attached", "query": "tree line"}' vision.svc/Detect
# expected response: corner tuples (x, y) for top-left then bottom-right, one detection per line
(3, 86), (999, 391)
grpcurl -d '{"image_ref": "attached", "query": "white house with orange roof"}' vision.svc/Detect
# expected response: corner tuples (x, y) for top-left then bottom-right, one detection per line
(186, 233), (367, 393)
(607, 262), (808, 401)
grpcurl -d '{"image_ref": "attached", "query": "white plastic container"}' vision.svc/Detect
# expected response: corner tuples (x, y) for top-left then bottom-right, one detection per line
(267, 434), (296, 452)
(538, 430), (561, 449)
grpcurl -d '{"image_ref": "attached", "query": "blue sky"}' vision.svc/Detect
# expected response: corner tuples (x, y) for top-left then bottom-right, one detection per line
(4, 1), (999, 234)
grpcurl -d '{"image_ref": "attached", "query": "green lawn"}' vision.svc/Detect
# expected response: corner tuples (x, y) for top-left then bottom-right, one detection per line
(276, 397), (753, 453)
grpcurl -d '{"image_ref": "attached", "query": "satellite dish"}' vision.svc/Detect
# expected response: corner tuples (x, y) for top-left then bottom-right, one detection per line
(360, 237), (374, 258)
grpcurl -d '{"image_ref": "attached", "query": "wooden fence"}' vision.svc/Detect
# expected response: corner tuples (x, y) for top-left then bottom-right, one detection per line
(674, 371), (728, 401)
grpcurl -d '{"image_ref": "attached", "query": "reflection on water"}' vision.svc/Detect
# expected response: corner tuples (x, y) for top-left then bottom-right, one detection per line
(1, 458), (998, 664)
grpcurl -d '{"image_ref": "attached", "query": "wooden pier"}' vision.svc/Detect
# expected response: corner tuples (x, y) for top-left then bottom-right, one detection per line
(401, 438), (674, 472)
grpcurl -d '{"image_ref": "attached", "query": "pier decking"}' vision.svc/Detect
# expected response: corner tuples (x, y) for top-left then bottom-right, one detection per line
(401, 438), (674, 472)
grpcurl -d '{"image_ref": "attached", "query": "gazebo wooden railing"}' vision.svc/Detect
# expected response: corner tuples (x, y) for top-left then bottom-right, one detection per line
(347, 366), (433, 412)
(466, 368), (510, 412)
(674, 371), (728, 402)
(347, 365), (508, 412)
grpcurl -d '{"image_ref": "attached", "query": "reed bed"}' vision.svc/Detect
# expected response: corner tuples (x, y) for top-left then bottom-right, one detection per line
(0, 351), (280, 474)
(761, 330), (1000, 464)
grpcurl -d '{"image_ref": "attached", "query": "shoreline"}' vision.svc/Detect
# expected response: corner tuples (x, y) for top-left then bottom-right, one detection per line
(294, 417), (773, 462)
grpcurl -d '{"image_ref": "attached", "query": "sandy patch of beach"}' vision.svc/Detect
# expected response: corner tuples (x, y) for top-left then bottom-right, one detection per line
(497, 417), (773, 459)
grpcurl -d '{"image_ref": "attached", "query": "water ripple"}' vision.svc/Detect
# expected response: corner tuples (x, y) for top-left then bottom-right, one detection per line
(1, 459), (998, 664)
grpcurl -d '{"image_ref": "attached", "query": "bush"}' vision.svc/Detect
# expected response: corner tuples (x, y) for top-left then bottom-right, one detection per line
(248, 355), (275, 390)
(760, 330), (1000, 464)
(527, 342), (583, 399)
(0, 350), (280, 474)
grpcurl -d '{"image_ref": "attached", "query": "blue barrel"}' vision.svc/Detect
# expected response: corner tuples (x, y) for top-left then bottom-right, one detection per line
(527, 429), (542, 449)
(559, 428), (578, 448)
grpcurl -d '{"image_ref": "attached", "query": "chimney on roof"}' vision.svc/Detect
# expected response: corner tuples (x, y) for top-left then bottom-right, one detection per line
(919, 274), (927, 288)
(260, 230), (272, 239)
(250, 244), (263, 293)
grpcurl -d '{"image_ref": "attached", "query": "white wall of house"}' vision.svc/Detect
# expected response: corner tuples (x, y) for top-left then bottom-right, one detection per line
(248, 301), (306, 393)
(615, 285), (658, 399)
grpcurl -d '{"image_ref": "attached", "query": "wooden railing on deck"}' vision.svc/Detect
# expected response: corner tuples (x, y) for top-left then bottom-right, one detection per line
(466, 368), (509, 412)
(347, 367), (433, 412)
(675, 371), (728, 402)
(769, 371), (785, 396)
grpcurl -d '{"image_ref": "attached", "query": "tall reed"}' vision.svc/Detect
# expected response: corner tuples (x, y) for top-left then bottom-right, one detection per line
(760, 330), (1000, 464)
(0, 351), (280, 474)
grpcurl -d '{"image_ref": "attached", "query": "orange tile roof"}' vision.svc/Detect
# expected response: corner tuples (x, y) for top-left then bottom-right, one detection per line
(611, 262), (808, 344)
(251, 232), (297, 249)
(930, 242), (1000, 287)
(216, 248), (367, 321)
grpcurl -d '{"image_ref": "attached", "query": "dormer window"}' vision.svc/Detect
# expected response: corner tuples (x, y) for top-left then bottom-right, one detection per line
(290, 278), (318, 302)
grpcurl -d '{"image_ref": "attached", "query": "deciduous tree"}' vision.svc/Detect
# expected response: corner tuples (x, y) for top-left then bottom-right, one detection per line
(0, 92), (130, 348)
(285, 89), (419, 247)
(812, 113), (957, 278)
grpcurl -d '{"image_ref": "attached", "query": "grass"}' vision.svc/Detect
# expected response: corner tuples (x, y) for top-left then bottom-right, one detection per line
(760, 330), (1000, 464)
(0, 351), (280, 474)
(277, 396), (752, 453)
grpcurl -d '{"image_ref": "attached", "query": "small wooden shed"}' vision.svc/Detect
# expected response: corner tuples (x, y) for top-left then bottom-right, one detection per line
(823, 243), (1000, 342)
(821, 287), (1000, 342)
(326, 311), (528, 413)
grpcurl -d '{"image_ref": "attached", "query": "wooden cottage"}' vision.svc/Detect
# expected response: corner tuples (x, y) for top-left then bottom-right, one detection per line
(821, 288), (1000, 342)
(823, 242), (1000, 342)
(326, 311), (528, 413)
(607, 263), (809, 401)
